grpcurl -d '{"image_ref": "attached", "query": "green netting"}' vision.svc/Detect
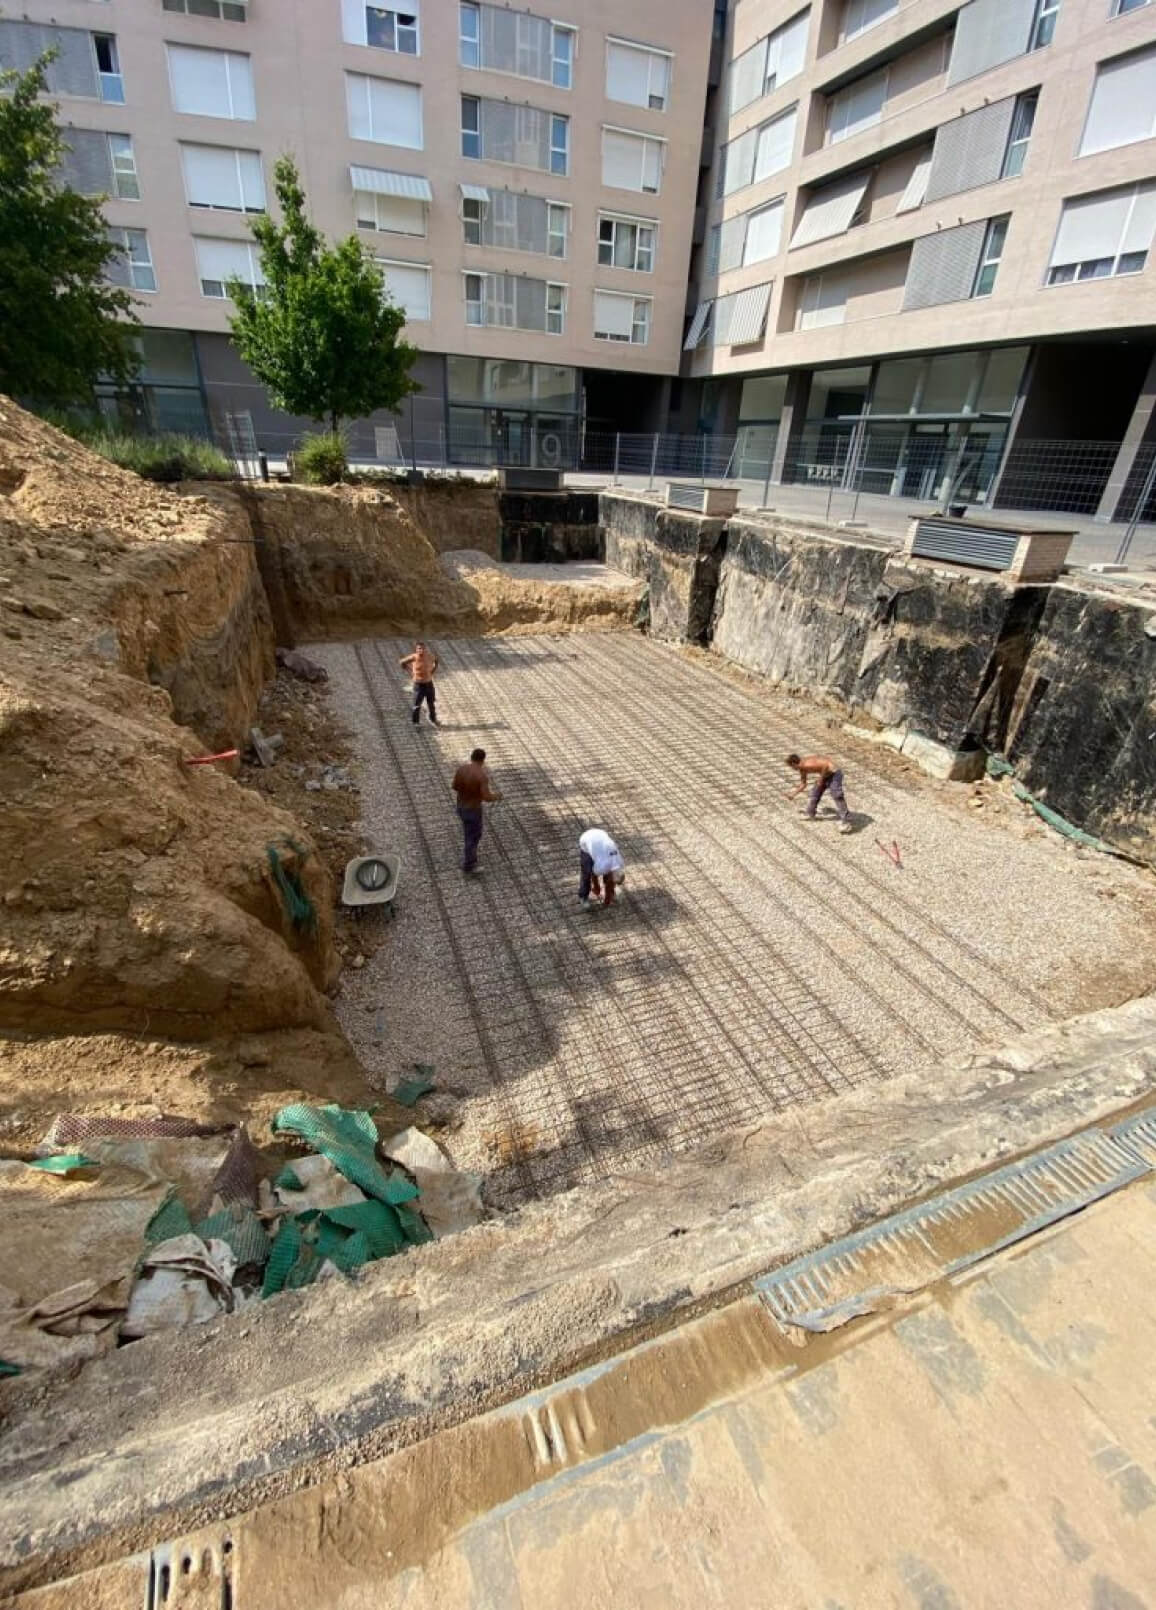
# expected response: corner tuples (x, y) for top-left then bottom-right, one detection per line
(145, 1194), (194, 1245)
(394, 1201), (433, 1247)
(263, 1219), (303, 1297)
(323, 1199), (407, 1258)
(0, 1360), (21, 1378)
(27, 1154), (97, 1174)
(197, 1207), (270, 1268)
(267, 840), (317, 934)
(392, 1072), (435, 1108)
(274, 1164), (304, 1191)
(271, 1103), (417, 1205)
(330, 1231), (374, 1273)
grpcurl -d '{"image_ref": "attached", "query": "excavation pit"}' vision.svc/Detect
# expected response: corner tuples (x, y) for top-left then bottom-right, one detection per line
(318, 630), (1156, 1207)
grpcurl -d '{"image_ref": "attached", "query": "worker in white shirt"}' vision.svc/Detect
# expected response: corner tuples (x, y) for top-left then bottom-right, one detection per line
(578, 827), (626, 908)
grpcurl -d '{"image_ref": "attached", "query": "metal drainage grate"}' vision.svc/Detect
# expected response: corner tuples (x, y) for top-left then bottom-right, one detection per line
(1111, 1109), (1156, 1168)
(667, 481), (707, 512)
(755, 1128), (1146, 1333)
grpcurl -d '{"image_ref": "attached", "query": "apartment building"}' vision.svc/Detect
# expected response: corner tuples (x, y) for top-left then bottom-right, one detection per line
(683, 0), (1156, 518)
(0, 0), (713, 462)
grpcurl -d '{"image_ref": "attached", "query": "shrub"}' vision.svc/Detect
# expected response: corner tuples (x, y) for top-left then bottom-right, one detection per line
(295, 431), (349, 485)
(38, 412), (234, 482)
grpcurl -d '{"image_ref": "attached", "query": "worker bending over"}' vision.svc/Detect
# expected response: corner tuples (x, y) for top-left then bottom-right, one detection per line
(786, 753), (854, 834)
(578, 827), (626, 908)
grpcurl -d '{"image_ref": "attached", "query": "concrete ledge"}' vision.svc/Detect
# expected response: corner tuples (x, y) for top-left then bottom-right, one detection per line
(4, 994), (1156, 1591)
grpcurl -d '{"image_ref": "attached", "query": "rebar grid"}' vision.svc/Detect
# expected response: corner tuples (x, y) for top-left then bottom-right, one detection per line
(351, 635), (1058, 1204)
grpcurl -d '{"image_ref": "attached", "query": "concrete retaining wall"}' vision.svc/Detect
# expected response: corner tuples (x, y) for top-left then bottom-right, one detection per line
(601, 492), (1156, 856)
(499, 490), (602, 563)
(601, 491), (727, 643)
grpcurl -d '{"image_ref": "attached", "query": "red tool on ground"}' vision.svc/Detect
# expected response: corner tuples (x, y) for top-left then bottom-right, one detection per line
(875, 838), (903, 868)
(183, 749), (239, 766)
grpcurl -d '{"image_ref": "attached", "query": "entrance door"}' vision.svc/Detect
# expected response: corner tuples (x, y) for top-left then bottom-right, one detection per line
(493, 410), (530, 466)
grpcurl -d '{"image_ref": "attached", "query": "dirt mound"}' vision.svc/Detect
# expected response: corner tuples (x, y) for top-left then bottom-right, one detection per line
(442, 549), (643, 632)
(0, 399), (337, 1046)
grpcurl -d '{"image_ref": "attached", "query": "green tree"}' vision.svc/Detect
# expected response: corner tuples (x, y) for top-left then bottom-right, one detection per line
(228, 155), (419, 435)
(0, 56), (138, 406)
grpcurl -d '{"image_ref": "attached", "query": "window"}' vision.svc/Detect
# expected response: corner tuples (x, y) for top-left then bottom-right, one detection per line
(972, 216), (1008, 295)
(108, 134), (139, 199)
(460, 4), (576, 86)
(744, 199), (784, 264)
(841, 0), (897, 42)
(713, 282), (772, 344)
(721, 108), (796, 195)
(1114, 0), (1149, 12)
(552, 25), (574, 88)
(798, 275), (847, 329)
(598, 215), (656, 271)
(601, 128), (665, 193)
(1030, 0), (1060, 49)
(1080, 47), (1156, 157)
(548, 203), (568, 258)
(1002, 92), (1037, 177)
(347, 73), (423, 147)
(828, 69), (886, 142)
(92, 34), (123, 102)
(167, 45), (255, 119)
(707, 224), (721, 276)
(462, 196), (484, 243)
(593, 289), (651, 343)
(460, 2), (480, 66)
(728, 11), (808, 116)
(108, 227), (155, 290)
(605, 39), (672, 112)
(181, 145), (265, 212)
(357, 191), (427, 234)
(465, 272), (485, 323)
(547, 283), (565, 333)
(1046, 181), (1156, 284)
(378, 260), (431, 321)
(461, 94), (481, 158)
(342, 1), (420, 55)
(550, 115), (569, 175)
(195, 236), (263, 298)
(162, 0), (247, 19)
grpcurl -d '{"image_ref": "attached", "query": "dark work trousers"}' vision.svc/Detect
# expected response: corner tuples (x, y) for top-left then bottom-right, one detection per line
(412, 681), (437, 723)
(579, 851), (615, 905)
(458, 806), (484, 871)
(806, 769), (850, 821)
(578, 850), (595, 901)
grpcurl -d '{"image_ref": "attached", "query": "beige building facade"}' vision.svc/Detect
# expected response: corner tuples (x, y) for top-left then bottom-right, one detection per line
(1, 0), (714, 461)
(679, 0), (1156, 517)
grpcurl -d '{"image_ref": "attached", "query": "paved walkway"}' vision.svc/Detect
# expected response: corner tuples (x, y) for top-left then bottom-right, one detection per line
(320, 633), (1154, 1205)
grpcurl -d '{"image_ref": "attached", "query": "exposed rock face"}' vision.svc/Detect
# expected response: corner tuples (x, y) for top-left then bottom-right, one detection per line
(601, 491), (726, 643)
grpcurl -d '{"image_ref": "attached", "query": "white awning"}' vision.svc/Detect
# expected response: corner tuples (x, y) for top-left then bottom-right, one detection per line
(684, 299), (713, 349)
(459, 182), (491, 203)
(790, 171), (871, 249)
(350, 166), (432, 201)
(718, 281), (771, 346)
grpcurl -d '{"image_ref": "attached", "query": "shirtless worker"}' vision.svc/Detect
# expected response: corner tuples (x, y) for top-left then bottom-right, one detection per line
(399, 640), (439, 726)
(786, 752), (855, 833)
(451, 748), (502, 874)
(578, 827), (626, 908)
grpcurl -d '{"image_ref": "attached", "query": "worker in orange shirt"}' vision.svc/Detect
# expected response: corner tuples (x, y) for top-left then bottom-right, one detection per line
(400, 640), (439, 726)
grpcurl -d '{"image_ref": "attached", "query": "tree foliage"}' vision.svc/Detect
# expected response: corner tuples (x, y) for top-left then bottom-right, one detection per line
(0, 56), (138, 406)
(228, 156), (420, 433)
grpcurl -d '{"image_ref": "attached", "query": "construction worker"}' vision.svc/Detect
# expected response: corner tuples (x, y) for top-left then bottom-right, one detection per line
(400, 641), (439, 726)
(451, 748), (501, 874)
(578, 827), (626, 908)
(786, 753), (854, 833)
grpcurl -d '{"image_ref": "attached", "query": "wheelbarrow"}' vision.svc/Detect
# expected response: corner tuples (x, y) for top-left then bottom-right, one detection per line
(341, 852), (400, 921)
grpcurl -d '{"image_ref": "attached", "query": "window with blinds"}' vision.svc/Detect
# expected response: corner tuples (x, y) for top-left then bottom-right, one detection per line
(357, 189), (427, 235)
(379, 260), (431, 320)
(180, 145), (265, 212)
(163, 0), (246, 19)
(462, 272), (566, 332)
(1046, 181), (1156, 283)
(1079, 46), (1156, 156)
(902, 219), (988, 309)
(0, 20), (117, 100)
(346, 73), (423, 147)
(168, 45), (255, 120)
(464, 191), (569, 257)
(605, 39), (672, 111)
(797, 275), (847, 329)
(195, 237), (264, 298)
(924, 97), (1018, 203)
(841, 0), (897, 43)
(827, 69), (886, 143)
(789, 171), (871, 249)
(601, 129), (665, 193)
(462, 98), (567, 173)
(712, 282), (772, 345)
(459, 4), (574, 88)
(716, 199), (785, 273)
(947, 0), (1038, 85)
(593, 290), (651, 343)
(58, 130), (139, 199)
(721, 107), (796, 195)
(727, 10), (809, 116)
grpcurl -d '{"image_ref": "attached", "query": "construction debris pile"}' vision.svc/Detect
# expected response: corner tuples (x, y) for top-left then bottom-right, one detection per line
(0, 1095), (483, 1378)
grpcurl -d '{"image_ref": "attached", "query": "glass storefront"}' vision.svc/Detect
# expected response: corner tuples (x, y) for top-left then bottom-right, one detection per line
(446, 356), (581, 467)
(735, 374), (787, 479)
(95, 330), (210, 437)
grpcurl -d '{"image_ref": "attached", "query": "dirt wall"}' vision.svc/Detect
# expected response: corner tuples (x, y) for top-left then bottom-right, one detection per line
(387, 479), (502, 558)
(0, 401), (337, 1041)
